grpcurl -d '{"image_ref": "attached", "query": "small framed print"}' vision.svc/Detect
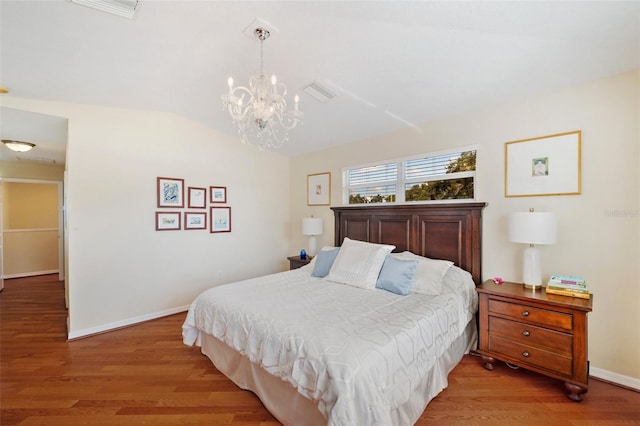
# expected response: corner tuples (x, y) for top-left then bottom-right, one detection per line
(307, 172), (331, 206)
(184, 212), (207, 230)
(210, 206), (231, 233)
(210, 186), (227, 203)
(188, 187), (206, 208)
(157, 177), (184, 208)
(155, 212), (181, 231)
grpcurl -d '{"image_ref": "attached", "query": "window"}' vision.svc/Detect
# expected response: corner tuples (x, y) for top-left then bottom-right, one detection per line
(344, 147), (476, 205)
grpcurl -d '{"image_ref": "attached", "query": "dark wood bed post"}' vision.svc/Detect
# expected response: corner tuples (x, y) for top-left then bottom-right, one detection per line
(331, 203), (487, 285)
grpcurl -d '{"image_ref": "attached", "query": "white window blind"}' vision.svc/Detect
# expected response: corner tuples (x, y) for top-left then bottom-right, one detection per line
(343, 148), (477, 205)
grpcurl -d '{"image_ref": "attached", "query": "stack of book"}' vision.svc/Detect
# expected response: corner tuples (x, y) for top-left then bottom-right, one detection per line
(546, 274), (590, 299)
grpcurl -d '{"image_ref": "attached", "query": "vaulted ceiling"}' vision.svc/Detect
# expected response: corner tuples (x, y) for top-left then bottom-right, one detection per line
(1, 0), (639, 164)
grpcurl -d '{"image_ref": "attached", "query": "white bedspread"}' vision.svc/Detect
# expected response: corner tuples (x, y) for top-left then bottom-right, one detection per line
(182, 266), (477, 426)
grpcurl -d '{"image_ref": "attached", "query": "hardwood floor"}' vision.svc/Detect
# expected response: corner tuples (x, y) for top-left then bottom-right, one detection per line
(1, 275), (639, 425)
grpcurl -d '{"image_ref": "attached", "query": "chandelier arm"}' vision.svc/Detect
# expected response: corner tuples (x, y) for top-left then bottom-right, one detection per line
(223, 86), (257, 121)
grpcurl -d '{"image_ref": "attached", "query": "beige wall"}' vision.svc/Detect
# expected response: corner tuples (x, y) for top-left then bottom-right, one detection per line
(0, 160), (65, 180)
(3, 182), (58, 228)
(1, 182), (59, 276)
(3, 231), (58, 274)
(2, 97), (291, 338)
(290, 69), (640, 384)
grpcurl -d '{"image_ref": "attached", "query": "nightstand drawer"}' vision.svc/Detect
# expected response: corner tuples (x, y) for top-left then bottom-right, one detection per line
(489, 299), (573, 332)
(489, 316), (572, 355)
(489, 335), (573, 377)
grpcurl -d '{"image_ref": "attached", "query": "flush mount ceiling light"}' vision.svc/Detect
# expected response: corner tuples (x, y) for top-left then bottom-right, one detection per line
(221, 27), (303, 150)
(2, 140), (36, 152)
(71, 0), (139, 19)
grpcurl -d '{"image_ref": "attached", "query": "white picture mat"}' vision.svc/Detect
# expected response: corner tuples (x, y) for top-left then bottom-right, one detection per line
(505, 131), (581, 197)
(307, 173), (331, 205)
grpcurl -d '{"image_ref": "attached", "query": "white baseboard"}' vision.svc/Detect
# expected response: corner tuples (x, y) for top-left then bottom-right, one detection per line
(3, 269), (59, 279)
(67, 304), (191, 340)
(591, 366), (640, 391)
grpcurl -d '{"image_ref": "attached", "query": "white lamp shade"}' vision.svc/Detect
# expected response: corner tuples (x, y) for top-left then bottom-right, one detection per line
(302, 217), (323, 236)
(508, 211), (557, 245)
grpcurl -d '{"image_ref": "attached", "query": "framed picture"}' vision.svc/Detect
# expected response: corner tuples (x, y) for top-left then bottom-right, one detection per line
(184, 212), (207, 230)
(157, 177), (184, 208)
(505, 130), (581, 197)
(210, 206), (231, 233)
(155, 212), (181, 231)
(210, 186), (227, 203)
(307, 172), (331, 206)
(188, 187), (206, 208)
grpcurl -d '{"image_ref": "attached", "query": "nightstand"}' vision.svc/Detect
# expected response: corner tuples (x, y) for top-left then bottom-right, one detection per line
(477, 280), (593, 401)
(287, 255), (312, 270)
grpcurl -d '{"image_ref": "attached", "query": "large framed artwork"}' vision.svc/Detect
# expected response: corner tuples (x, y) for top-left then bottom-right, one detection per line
(157, 177), (185, 208)
(307, 172), (331, 206)
(210, 206), (231, 233)
(505, 130), (581, 197)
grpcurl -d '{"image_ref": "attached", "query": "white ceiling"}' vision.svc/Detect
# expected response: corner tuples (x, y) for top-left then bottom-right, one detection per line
(1, 0), (639, 164)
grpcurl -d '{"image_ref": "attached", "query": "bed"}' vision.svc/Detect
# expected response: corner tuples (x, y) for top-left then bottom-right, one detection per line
(183, 203), (486, 425)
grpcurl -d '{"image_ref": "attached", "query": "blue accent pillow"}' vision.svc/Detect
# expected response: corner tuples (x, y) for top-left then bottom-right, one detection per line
(311, 248), (340, 278)
(375, 256), (418, 296)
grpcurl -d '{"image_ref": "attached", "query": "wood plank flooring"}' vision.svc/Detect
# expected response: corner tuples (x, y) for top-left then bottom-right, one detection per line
(2, 274), (639, 425)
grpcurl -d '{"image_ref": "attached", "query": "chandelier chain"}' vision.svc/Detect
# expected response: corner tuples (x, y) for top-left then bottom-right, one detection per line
(259, 32), (264, 75)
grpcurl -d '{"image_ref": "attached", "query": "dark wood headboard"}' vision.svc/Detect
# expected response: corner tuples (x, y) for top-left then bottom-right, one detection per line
(331, 203), (486, 285)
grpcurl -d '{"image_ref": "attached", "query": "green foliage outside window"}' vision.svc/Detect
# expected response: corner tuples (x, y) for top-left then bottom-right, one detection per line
(405, 151), (476, 201)
(349, 193), (396, 204)
(405, 178), (474, 201)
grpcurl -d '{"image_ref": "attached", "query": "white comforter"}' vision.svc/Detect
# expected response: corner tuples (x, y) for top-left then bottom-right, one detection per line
(182, 266), (477, 426)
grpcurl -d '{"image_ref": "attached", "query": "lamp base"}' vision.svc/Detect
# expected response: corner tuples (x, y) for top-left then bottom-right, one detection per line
(308, 235), (318, 257)
(523, 283), (542, 291)
(521, 246), (542, 289)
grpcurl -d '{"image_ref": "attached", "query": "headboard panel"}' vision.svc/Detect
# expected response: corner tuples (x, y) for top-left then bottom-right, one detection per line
(331, 203), (486, 285)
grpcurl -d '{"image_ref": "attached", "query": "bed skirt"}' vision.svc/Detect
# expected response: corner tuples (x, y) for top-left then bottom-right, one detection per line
(199, 317), (477, 426)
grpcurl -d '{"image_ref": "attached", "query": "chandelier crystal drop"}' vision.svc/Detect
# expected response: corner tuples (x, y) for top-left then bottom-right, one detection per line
(221, 27), (303, 150)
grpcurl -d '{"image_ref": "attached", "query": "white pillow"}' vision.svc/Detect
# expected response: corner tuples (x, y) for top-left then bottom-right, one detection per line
(325, 237), (395, 289)
(391, 251), (453, 295)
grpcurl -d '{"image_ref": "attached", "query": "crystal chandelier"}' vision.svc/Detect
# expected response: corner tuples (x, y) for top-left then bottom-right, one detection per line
(221, 27), (303, 150)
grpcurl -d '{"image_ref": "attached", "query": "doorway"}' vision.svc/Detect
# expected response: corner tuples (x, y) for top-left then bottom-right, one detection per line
(0, 179), (64, 293)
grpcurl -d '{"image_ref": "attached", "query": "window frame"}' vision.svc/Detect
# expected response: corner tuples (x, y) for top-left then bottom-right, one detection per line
(342, 145), (478, 206)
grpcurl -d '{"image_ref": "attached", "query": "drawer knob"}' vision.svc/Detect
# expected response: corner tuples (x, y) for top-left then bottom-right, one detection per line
(522, 351), (530, 358)
(522, 330), (530, 337)
(522, 311), (530, 317)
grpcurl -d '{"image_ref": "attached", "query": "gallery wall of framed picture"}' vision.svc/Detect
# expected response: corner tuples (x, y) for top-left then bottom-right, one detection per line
(155, 177), (231, 233)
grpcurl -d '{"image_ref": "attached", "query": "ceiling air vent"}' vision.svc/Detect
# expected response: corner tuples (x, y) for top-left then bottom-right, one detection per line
(71, 0), (139, 19)
(303, 81), (335, 103)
